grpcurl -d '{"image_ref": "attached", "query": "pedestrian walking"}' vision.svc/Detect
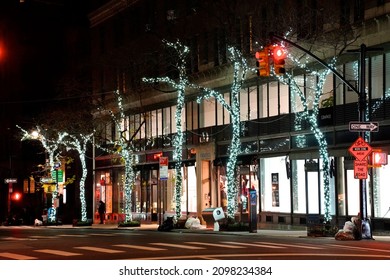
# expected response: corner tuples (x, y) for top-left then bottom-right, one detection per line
(98, 201), (106, 224)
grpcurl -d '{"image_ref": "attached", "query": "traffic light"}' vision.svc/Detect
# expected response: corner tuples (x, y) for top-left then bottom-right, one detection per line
(255, 48), (270, 77)
(0, 41), (4, 61)
(371, 150), (388, 167)
(272, 45), (286, 75)
(11, 192), (22, 201)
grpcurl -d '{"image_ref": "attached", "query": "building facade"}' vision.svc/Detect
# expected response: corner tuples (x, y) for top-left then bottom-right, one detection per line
(88, 0), (390, 230)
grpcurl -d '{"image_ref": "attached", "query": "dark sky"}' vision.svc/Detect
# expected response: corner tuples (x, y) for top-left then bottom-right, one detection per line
(0, 0), (91, 174)
(0, 1), (92, 219)
(0, 0), (90, 125)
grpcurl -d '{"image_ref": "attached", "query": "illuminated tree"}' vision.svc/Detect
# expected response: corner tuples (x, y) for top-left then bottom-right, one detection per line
(59, 132), (93, 223)
(197, 46), (248, 218)
(17, 125), (66, 223)
(274, 50), (336, 222)
(96, 90), (136, 223)
(142, 40), (192, 219)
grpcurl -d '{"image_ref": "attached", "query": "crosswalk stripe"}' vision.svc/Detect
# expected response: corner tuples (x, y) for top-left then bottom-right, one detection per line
(29, 236), (58, 239)
(88, 233), (116, 236)
(2, 237), (37, 241)
(328, 244), (390, 253)
(150, 243), (205, 250)
(74, 246), (124, 253)
(222, 241), (286, 249)
(185, 241), (245, 249)
(114, 244), (167, 251)
(0, 252), (37, 260)
(58, 234), (86, 238)
(255, 242), (322, 250)
(34, 249), (82, 257)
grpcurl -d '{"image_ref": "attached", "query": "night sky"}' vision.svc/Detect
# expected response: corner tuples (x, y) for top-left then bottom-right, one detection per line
(0, 0), (91, 220)
(0, 0), (90, 124)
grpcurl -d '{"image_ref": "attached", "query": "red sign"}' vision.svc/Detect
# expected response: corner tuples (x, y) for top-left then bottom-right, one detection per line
(348, 136), (372, 161)
(354, 160), (368, 179)
(159, 157), (168, 180)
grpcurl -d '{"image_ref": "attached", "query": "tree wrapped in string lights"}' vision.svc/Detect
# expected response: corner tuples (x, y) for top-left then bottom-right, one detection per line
(17, 125), (66, 223)
(142, 40), (192, 220)
(97, 90), (136, 223)
(276, 55), (336, 222)
(197, 46), (248, 218)
(59, 132), (93, 223)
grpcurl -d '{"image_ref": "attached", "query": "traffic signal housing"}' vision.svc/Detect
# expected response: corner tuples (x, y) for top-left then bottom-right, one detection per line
(255, 48), (270, 77)
(272, 45), (286, 75)
(371, 150), (388, 167)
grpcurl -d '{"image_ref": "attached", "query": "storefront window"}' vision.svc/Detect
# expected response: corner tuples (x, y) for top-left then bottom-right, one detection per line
(269, 82), (278, 116)
(373, 159), (390, 218)
(346, 169), (360, 215)
(200, 97), (216, 127)
(320, 158), (336, 216)
(307, 169), (319, 213)
(188, 166), (197, 213)
(280, 83), (289, 114)
(259, 156), (291, 213)
(371, 55), (383, 100)
(240, 88), (249, 121)
(249, 86), (258, 119)
(259, 84), (268, 118)
(344, 61), (359, 104)
(292, 159), (306, 214)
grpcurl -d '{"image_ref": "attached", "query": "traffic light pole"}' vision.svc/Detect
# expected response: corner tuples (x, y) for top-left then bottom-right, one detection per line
(348, 44), (382, 239)
(272, 34), (382, 239)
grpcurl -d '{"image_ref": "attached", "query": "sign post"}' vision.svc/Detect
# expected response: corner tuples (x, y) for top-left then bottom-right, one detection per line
(158, 157), (168, 225)
(349, 121), (379, 132)
(4, 178), (17, 216)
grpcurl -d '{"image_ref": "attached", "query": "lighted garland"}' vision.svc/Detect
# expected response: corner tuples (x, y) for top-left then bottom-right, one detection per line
(142, 40), (191, 220)
(277, 57), (336, 222)
(17, 125), (65, 223)
(100, 90), (137, 223)
(60, 132), (93, 222)
(197, 46), (248, 218)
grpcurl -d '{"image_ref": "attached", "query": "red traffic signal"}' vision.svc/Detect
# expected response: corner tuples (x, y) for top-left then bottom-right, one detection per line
(272, 45), (286, 75)
(11, 192), (22, 201)
(255, 48), (270, 77)
(0, 41), (5, 61)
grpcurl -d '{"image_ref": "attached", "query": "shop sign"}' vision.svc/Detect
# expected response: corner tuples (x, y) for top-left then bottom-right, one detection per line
(159, 157), (168, 180)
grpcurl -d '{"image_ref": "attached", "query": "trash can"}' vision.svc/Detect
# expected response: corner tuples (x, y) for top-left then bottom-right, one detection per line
(201, 208), (217, 228)
(202, 207), (225, 230)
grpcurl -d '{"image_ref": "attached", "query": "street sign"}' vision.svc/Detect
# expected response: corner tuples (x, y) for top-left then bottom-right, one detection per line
(348, 136), (372, 161)
(4, 178), (17, 184)
(349, 121), (379, 132)
(354, 160), (368, 179)
(159, 157), (168, 180)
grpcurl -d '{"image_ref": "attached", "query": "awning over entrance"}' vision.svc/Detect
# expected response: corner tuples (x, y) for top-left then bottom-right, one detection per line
(133, 159), (196, 171)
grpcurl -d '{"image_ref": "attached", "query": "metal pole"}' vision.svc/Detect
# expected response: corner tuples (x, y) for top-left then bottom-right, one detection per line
(358, 44), (372, 239)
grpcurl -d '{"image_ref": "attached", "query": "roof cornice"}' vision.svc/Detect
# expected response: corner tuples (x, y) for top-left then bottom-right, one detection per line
(88, 0), (140, 28)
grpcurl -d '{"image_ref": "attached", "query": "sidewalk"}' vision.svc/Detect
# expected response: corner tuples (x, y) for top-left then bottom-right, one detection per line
(54, 223), (316, 238)
(49, 222), (390, 240)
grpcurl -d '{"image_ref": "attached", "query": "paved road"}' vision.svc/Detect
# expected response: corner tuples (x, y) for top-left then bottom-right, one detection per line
(1, 224), (390, 260)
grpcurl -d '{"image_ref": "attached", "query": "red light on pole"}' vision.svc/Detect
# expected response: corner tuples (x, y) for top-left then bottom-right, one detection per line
(11, 192), (22, 201)
(272, 45), (286, 75)
(0, 41), (5, 61)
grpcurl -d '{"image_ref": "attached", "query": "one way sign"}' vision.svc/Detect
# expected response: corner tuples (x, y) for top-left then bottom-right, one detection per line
(349, 121), (379, 132)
